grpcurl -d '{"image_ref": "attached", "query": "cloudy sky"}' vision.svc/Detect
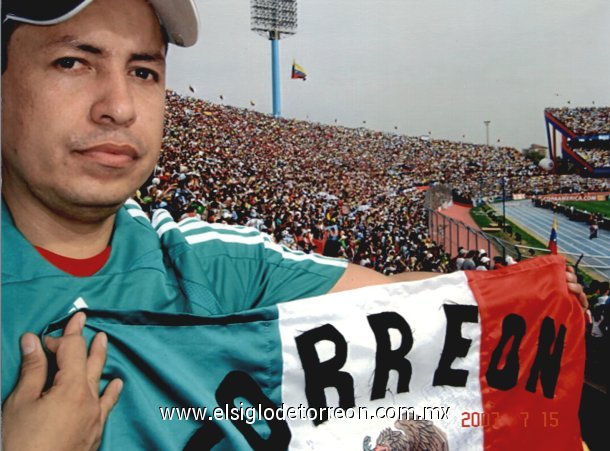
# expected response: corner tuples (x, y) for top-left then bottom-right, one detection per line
(167, 0), (610, 150)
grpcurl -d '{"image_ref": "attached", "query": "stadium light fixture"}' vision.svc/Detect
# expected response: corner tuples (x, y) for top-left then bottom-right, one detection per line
(251, 0), (298, 118)
(484, 120), (491, 146)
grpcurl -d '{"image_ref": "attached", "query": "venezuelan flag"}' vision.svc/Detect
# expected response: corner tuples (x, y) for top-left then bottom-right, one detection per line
(291, 61), (307, 80)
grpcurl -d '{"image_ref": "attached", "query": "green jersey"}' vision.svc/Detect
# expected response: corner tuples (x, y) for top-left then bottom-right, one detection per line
(1, 199), (346, 400)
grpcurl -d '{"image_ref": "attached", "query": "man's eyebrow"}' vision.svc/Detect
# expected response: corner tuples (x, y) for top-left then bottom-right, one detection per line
(46, 36), (103, 54)
(77, 43), (103, 55)
(130, 52), (166, 65)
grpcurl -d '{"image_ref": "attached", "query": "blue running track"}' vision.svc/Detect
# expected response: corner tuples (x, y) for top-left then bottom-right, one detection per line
(491, 200), (610, 281)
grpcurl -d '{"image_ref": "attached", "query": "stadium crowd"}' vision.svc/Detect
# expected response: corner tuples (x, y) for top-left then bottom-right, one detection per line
(576, 148), (610, 167)
(134, 92), (610, 276)
(546, 107), (610, 135)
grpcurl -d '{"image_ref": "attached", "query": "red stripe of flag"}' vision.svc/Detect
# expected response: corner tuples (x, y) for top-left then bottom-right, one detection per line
(466, 256), (584, 450)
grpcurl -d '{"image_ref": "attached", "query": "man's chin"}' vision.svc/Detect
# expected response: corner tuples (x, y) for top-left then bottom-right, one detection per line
(47, 193), (131, 224)
(64, 202), (126, 224)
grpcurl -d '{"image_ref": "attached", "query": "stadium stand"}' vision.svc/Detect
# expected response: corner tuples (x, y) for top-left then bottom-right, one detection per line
(545, 107), (610, 176)
(134, 91), (609, 278)
(546, 107), (610, 135)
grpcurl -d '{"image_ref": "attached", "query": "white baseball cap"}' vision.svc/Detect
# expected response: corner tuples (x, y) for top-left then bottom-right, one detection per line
(2, 0), (199, 47)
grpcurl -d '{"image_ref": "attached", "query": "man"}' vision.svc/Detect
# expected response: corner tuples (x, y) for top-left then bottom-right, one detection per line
(588, 217), (599, 240)
(596, 281), (610, 307)
(1, 0), (587, 448)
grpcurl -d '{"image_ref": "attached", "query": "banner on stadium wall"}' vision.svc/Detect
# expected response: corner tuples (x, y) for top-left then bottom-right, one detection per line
(44, 255), (584, 451)
(535, 192), (610, 202)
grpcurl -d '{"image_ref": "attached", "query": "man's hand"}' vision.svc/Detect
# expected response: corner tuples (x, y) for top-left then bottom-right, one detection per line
(565, 266), (587, 310)
(2, 312), (122, 451)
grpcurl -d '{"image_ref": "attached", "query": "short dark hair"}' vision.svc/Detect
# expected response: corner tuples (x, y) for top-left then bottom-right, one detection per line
(1, 20), (20, 74)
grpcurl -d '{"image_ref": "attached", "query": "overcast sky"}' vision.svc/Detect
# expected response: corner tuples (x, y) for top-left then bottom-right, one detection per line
(166, 0), (610, 150)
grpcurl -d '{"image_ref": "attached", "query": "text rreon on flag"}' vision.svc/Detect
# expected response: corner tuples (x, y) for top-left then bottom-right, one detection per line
(44, 255), (584, 450)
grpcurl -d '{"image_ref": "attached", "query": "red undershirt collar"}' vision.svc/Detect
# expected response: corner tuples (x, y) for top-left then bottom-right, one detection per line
(34, 245), (112, 277)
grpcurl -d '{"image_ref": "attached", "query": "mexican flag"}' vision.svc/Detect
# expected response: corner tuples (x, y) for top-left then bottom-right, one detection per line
(44, 255), (584, 450)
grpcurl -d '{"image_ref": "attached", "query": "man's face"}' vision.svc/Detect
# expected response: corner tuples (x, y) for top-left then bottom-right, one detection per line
(1, 0), (166, 221)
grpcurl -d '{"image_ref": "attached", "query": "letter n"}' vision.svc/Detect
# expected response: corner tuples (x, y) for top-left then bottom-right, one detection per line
(525, 317), (566, 399)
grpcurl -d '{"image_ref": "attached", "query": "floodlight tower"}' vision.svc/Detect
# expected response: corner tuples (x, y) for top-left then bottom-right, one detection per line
(484, 120), (491, 146)
(251, 0), (298, 118)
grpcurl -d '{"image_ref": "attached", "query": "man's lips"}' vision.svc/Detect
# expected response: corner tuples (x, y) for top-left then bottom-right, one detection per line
(75, 144), (138, 168)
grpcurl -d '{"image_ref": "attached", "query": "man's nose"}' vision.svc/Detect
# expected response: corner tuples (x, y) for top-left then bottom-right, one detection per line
(90, 71), (137, 127)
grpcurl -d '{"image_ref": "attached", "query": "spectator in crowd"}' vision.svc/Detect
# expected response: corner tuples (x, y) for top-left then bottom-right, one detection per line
(505, 256), (518, 266)
(476, 256), (490, 271)
(589, 216), (599, 240)
(452, 247), (467, 270)
(459, 250), (477, 270)
(595, 282), (610, 307)
(492, 256), (505, 270)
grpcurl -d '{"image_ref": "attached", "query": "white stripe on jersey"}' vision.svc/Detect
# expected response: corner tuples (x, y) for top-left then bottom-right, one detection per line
(179, 220), (258, 235)
(151, 209), (172, 228)
(186, 232), (347, 268)
(126, 209), (150, 221)
(151, 209), (180, 237)
(153, 208), (347, 268)
(156, 221), (179, 238)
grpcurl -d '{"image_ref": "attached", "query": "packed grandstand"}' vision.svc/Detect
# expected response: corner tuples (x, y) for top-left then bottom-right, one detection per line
(135, 92), (609, 276)
(545, 107), (610, 171)
(545, 107), (610, 136)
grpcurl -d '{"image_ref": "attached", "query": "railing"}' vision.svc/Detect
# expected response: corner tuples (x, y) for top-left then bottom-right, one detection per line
(428, 207), (609, 282)
(427, 208), (508, 260)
